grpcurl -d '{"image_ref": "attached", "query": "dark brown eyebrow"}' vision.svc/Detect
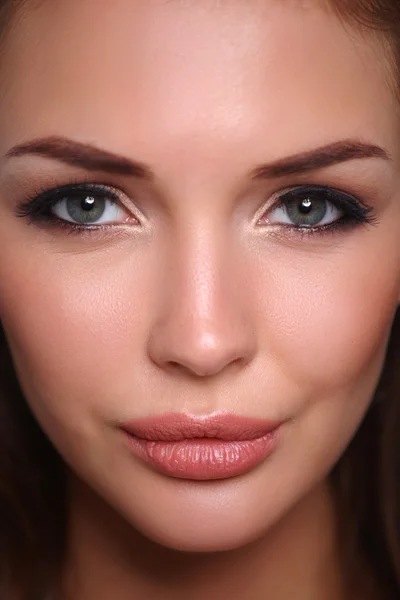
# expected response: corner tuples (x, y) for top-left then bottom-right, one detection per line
(4, 136), (390, 182)
(250, 140), (391, 179)
(5, 135), (154, 179)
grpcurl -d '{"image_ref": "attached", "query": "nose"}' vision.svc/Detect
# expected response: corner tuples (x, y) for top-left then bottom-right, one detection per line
(147, 235), (257, 378)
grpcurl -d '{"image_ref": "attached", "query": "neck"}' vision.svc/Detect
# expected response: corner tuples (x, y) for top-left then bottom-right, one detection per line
(61, 476), (359, 600)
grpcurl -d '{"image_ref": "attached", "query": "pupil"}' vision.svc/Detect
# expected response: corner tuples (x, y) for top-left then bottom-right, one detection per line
(82, 196), (96, 211)
(299, 198), (312, 214)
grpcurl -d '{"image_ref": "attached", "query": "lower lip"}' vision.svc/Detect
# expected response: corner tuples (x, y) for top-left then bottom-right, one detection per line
(125, 430), (280, 480)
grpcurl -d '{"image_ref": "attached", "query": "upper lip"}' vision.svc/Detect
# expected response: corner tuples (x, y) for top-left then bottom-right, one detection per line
(120, 412), (283, 441)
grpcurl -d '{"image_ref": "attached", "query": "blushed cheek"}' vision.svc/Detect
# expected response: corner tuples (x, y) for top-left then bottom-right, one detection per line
(250, 228), (400, 396)
(0, 245), (157, 429)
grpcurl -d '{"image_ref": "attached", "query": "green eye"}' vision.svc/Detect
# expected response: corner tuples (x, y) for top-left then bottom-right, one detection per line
(282, 194), (340, 228)
(15, 182), (142, 232)
(52, 193), (122, 225)
(261, 186), (374, 231)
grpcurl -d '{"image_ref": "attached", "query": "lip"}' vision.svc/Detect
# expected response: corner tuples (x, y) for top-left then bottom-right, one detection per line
(121, 412), (282, 481)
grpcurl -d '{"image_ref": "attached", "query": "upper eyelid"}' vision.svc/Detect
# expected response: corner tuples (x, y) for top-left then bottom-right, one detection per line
(36, 182), (121, 201)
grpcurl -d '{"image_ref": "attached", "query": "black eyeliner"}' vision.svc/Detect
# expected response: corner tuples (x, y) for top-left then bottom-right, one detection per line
(15, 182), (119, 222)
(16, 181), (378, 237)
(281, 186), (374, 222)
(275, 185), (378, 233)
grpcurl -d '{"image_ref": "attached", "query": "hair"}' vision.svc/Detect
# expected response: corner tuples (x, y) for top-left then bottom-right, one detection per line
(0, 1), (399, 599)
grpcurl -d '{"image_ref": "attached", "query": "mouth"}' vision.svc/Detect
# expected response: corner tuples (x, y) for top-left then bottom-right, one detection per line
(120, 412), (283, 481)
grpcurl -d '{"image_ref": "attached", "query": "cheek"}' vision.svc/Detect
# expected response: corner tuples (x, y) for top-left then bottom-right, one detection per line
(250, 227), (400, 395)
(0, 242), (158, 432)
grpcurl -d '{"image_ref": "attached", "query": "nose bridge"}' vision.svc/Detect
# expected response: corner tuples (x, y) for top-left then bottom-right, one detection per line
(147, 221), (257, 377)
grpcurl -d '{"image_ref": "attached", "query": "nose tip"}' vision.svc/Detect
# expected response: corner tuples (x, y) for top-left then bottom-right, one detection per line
(148, 318), (256, 378)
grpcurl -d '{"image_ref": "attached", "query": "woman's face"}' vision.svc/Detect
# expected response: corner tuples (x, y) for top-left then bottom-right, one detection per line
(0, 0), (399, 551)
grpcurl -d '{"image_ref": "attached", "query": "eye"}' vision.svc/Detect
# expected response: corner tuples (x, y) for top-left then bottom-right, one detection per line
(259, 186), (374, 232)
(16, 182), (140, 230)
(267, 193), (342, 228)
(52, 191), (127, 225)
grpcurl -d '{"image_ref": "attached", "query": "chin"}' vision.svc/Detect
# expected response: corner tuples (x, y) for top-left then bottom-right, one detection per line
(107, 472), (284, 553)
(136, 515), (264, 554)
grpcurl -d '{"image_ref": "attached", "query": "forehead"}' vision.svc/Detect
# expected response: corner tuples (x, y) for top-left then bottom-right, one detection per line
(0, 0), (398, 166)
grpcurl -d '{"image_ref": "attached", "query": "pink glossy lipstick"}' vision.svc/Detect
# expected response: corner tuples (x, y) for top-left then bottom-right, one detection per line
(121, 413), (282, 480)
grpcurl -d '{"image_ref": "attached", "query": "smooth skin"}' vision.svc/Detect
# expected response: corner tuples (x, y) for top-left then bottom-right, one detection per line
(0, 1), (399, 598)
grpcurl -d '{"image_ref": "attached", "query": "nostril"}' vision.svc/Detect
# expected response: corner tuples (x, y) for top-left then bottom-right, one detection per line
(166, 360), (186, 372)
(162, 354), (249, 379)
(164, 358), (214, 378)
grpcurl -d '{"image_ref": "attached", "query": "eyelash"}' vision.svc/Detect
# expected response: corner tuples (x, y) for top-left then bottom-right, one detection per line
(261, 185), (377, 235)
(15, 182), (123, 234)
(15, 181), (377, 237)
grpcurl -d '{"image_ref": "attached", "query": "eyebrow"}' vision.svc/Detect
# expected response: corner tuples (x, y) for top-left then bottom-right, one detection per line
(250, 140), (391, 179)
(4, 135), (391, 180)
(5, 135), (154, 179)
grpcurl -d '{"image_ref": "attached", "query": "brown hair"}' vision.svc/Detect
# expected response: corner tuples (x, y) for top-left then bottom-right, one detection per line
(0, 1), (399, 599)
